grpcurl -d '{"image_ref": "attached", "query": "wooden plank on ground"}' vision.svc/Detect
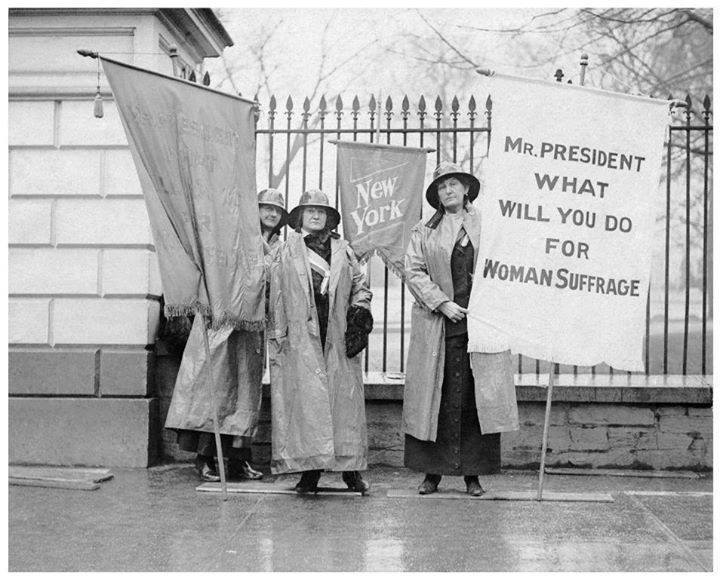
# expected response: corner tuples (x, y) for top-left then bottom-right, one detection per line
(545, 467), (699, 479)
(10, 477), (100, 491)
(9, 466), (114, 483)
(196, 481), (363, 497)
(625, 490), (712, 497)
(385, 489), (613, 502)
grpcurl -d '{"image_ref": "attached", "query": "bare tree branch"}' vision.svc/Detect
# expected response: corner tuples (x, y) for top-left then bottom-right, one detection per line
(681, 9), (713, 31)
(414, 10), (479, 68)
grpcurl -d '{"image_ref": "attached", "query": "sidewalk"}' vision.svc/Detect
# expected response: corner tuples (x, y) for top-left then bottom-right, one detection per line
(9, 465), (713, 572)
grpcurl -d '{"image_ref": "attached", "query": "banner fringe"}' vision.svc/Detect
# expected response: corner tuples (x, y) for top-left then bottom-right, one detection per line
(164, 302), (265, 332)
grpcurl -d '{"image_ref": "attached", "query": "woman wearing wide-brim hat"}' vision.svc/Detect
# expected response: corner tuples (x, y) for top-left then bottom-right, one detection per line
(267, 189), (374, 493)
(402, 161), (513, 496)
(258, 188), (289, 249)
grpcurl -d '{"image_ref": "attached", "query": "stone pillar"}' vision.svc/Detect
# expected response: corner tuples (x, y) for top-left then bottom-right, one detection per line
(9, 8), (232, 467)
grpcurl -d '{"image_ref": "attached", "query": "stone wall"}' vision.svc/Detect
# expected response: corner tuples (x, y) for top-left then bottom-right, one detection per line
(156, 354), (712, 471)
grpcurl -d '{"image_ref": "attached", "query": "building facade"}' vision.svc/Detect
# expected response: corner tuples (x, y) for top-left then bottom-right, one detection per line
(9, 8), (233, 467)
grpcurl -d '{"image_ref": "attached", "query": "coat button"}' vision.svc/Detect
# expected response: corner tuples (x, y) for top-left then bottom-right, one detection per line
(315, 369), (322, 375)
(432, 351), (437, 356)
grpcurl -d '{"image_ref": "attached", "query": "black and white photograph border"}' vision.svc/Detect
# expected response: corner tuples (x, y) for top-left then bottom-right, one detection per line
(6, 2), (714, 572)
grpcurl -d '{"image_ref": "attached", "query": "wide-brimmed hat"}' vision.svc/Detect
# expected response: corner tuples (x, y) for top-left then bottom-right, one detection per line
(257, 188), (289, 228)
(288, 189), (341, 230)
(425, 162), (480, 210)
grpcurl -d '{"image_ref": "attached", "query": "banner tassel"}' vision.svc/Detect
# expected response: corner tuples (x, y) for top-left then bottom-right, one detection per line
(93, 58), (104, 118)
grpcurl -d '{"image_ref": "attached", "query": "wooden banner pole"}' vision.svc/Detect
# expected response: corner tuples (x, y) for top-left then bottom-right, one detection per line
(537, 365), (556, 501)
(199, 311), (228, 501)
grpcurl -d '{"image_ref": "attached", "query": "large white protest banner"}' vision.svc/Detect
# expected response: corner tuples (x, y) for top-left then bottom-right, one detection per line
(467, 74), (669, 371)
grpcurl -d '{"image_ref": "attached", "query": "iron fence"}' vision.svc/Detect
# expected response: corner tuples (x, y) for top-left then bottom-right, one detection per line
(246, 86), (712, 378)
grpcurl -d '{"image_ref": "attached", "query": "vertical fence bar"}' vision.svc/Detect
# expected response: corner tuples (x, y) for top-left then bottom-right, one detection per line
(682, 96), (692, 375)
(701, 95), (711, 374)
(468, 96), (476, 172)
(382, 97), (392, 373)
(334, 96), (343, 207)
(400, 95), (409, 373)
(284, 96), (293, 237)
(663, 97), (673, 374)
(318, 95), (327, 188)
(352, 95), (359, 141)
(451, 96), (459, 162)
(434, 96), (442, 166)
(268, 96), (276, 189)
(365, 94), (376, 373)
(418, 96), (426, 219)
(301, 97), (310, 192)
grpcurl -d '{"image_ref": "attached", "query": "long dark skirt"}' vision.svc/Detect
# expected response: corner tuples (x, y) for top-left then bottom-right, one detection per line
(404, 334), (501, 476)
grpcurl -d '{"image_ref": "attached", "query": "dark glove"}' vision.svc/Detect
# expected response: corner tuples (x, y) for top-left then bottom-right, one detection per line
(345, 306), (373, 359)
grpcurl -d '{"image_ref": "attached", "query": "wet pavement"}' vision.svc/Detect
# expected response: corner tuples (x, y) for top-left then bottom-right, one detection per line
(9, 465), (713, 572)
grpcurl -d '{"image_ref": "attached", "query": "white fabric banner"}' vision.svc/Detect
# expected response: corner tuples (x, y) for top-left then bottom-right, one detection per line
(467, 74), (669, 371)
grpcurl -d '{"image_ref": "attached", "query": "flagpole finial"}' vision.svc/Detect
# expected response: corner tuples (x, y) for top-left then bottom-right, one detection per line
(476, 68), (495, 77)
(77, 49), (98, 59)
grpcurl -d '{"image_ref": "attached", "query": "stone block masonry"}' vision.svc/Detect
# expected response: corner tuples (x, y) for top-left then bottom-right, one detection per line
(520, 402), (713, 471)
(8, 97), (158, 466)
(153, 355), (713, 472)
(8, 7), (237, 468)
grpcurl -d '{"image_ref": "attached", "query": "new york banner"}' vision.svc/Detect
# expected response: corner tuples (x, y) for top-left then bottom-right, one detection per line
(467, 73), (669, 371)
(337, 141), (426, 277)
(101, 57), (265, 330)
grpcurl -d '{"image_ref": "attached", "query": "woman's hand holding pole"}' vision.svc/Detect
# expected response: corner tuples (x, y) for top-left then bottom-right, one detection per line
(437, 301), (468, 323)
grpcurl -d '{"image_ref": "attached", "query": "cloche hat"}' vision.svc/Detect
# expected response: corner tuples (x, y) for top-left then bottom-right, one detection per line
(257, 188), (289, 228)
(288, 189), (341, 230)
(425, 162), (480, 210)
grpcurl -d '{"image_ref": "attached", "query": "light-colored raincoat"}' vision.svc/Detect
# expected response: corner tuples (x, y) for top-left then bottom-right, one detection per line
(164, 231), (283, 443)
(402, 204), (517, 441)
(164, 317), (264, 441)
(267, 230), (372, 473)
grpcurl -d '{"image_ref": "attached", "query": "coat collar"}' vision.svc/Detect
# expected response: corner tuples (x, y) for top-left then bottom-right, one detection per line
(463, 204), (482, 258)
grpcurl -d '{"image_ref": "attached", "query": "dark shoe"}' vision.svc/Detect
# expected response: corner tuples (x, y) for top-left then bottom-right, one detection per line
(342, 471), (370, 493)
(228, 460), (263, 481)
(294, 469), (322, 494)
(418, 474), (441, 495)
(195, 455), (220, 483)
(464, 476), (485, 497)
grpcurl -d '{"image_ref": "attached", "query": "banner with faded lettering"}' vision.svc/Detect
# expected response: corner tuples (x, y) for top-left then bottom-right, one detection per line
(467, 73), (669, 371)
(336, 141), (426, 277)
(101, 57), (264, 330)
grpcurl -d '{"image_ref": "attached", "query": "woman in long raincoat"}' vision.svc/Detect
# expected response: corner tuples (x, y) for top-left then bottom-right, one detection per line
(403, 162), (516, 496)
(267, 189), (373, 493)
(165, 190), (288, 482)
